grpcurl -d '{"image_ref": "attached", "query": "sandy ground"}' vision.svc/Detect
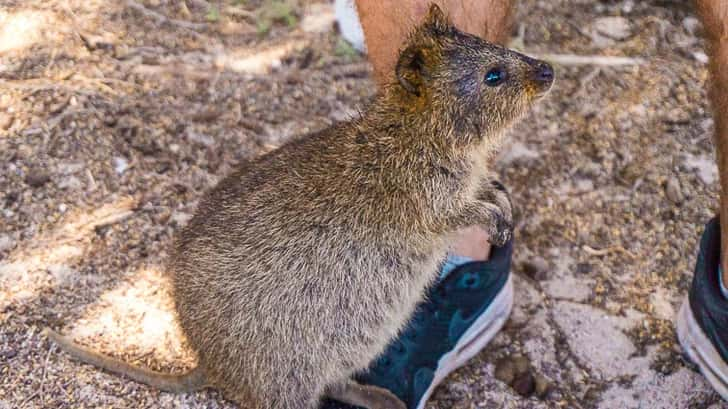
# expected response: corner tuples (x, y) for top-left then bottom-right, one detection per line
(0, 0), (726, 408)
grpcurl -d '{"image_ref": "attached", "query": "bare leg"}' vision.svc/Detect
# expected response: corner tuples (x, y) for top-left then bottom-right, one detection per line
(354, 0), (515, 257)
(695, 0), (728, 286)
(354, 0), (513, 86)
(326, 380), (406, 409)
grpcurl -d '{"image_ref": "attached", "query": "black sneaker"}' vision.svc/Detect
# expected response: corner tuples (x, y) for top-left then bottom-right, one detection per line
(677, 217), (728, 400)
(322, 238), (513, 409)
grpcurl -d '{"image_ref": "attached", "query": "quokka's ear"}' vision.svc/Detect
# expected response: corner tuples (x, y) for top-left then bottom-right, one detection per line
(395, 44), (428, 96)
(423, 4), (453, 34)
(395, 4), (450, 96)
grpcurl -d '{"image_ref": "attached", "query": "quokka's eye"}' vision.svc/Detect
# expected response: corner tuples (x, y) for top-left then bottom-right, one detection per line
(485, 67), (507, 86)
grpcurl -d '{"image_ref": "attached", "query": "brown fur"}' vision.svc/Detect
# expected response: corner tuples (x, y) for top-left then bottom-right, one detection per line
(46, 5), (552, 409)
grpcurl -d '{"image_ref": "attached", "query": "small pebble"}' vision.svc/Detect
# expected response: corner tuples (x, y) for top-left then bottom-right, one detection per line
(522, 257), (549, 281)
(114, 44), (130, 59)
(25, 171), (50, 187)
(0, 234), (13, 252)
(494, 357), (516, 385)
(512, 355), (530, 374)
(593, 16), (632, 41)
(574, 178), (594, 193)
(581, 162), (602, 178)
(512, 372), (535, 397)
(0, 113), (13, 130)
(682, 16), (700, 36)
(58, 175), (82, 190)
(58, 162), (85, 175)
(621, 0), (634, 13)
(534, 374), (552, 398)
(576, 262), (592, 275)
(583, 387), (602, 401)
(171, 211), (193, 227)
(0, 349), (17, 360)
(692, 51), (709, 64)
(113, 156), (129, 175)
(187, 130), (215, 147)
(665, 179), (684, 204)
(499, 142), (539, 166)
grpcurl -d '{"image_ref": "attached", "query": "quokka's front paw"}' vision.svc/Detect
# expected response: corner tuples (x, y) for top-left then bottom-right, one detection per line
(478, 180), (513, 247)
(487, 209), (513, 247)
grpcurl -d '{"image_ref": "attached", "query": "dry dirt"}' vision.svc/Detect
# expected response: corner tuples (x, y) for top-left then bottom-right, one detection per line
(0, 0), (726, 408)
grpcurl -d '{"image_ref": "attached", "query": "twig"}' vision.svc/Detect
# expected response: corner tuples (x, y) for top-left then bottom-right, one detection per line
(20, 107), (91, 137)
(125, 0), (208, 35)
(580, 67), (601, 86)
(187, 0), (211, 9)
(611, 245), (636, 259)
(52, 208), (135, 245)
(539, 53), (645, 66)
(330, 62), (371, 80)
(86, 210), (136, 231)
(69, 74), (121, 95)
(208, 70), (221, 93)
(508, 24), (526, 51)
(576, 67), (601, 96)
(2, 79), (114, 99)
(565, 21), (593, 40)
(58, 2), (86, 48)
(224, 6), (255, 19)
(39, 343), (55, 406)
(44, 48), (59, 77)
(47, 107), (91, 131)
(132, 349), (155, 365)
(582, 245), (611, 256)
(19, 390), (39, 409)
(582, 244), (635, 259)
(86, 169), (97, 191)
(51, 198), (137, 245)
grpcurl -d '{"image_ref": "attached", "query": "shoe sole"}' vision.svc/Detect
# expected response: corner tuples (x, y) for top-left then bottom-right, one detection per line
(414, 275), (514, 409)
(676, 297), (728, 400)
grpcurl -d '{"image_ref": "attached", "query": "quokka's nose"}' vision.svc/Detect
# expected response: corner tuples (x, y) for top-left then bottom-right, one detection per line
(533, 62), (554, 87)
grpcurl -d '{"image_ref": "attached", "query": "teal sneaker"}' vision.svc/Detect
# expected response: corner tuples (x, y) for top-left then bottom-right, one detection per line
(677, 217), (728, 400)
(322, 238), (514, 409)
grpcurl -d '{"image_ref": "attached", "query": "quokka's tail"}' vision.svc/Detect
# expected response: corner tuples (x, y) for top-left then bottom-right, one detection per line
(43, 328), (207, 393)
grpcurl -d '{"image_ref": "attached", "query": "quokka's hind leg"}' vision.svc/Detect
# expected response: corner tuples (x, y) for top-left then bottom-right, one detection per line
(252, 374), (329, 409)
(325, 380), (406, 409)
